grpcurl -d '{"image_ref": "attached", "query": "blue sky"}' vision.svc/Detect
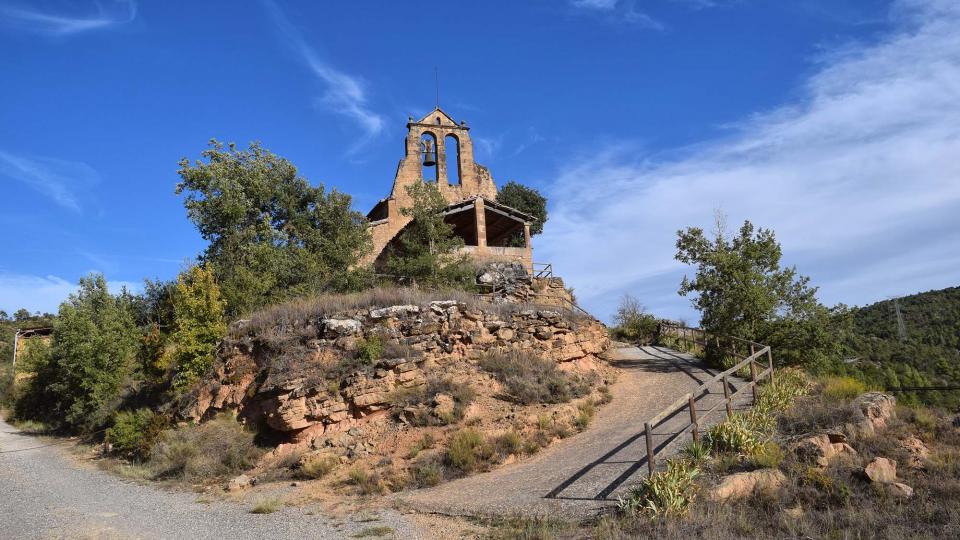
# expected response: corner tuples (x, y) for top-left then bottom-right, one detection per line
(1, 0), (958, 323)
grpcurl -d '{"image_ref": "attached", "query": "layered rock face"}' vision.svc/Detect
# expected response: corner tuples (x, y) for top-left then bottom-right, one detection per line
(182, 299), (608, 442)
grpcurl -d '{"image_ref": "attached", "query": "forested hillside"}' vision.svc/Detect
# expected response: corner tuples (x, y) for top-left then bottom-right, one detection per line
(841, 286), (960, 408)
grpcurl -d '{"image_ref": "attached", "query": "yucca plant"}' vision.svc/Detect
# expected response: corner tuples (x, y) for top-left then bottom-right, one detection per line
(618, 458), (700, 517)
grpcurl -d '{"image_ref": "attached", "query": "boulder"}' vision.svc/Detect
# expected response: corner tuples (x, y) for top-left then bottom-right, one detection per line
(369, 305), (420, 319)
(886, 482), (914, 498)
(794, 434), (858, 467)
(227, 474), (254, 492)
(710, 469), (787, 502)
(322, 318), (362, 337)
(865, 457), (897, 484)
(899, 436), (930, 469)
(853, 392), (897, 435)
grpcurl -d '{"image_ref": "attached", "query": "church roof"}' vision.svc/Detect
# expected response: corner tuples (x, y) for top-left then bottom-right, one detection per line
(414, 107), (461, 127)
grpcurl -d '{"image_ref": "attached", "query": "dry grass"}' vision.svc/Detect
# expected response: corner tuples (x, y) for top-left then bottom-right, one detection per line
(236, 286), (588, 340)
(148, 413), (262, 483)
(479, 350), (596, 405)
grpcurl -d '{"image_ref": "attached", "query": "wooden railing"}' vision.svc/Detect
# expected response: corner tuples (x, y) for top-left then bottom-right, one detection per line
(532, 262), (553, 279)
(640, 325), (776, 475)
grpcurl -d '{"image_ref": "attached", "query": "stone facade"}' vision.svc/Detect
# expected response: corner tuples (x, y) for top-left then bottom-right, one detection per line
(183, 299), (608, 442)
(364, 108), (534, 272)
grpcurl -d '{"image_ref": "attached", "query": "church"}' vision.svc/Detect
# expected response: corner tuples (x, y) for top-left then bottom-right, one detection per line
(364, 108), (535, 273)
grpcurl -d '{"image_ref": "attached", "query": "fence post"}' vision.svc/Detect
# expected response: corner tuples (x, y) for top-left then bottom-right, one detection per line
(723, 376), (733, 417)
(767, 347), (776, 384)
(688, 395), (699, 443)
(645, 422), (655, 476)
(750, 360), (759, 404)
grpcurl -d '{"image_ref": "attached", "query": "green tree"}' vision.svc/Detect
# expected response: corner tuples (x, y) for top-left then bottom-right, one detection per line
(20, 274), (140, 431)
(675, 219), (842, 368)
(496, 181), (548, 240)
(164, 265), (228, 391)
(176, 140), (371, 316)
(383, 182), (475, 289)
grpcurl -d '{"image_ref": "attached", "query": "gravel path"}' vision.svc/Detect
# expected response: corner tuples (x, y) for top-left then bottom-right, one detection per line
(0, 420), (426, 540)
(395, 345), (754, 519)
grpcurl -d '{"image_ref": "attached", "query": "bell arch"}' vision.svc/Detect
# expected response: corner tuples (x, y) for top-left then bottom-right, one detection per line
(419, 132), (438, 182)
(444, 134), (461, 186)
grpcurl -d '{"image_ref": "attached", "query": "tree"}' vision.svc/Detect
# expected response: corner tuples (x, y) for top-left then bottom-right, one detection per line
(20, 274), (140, 431)
(176, 140), (371, 316)
(13, 308), (31, 322)
(496, 181), (548, 236)
(675, 218), (842, 368)
(383, 182), (475, 289)
(163, 265), (228, 391)
(611, 294), (658, 344)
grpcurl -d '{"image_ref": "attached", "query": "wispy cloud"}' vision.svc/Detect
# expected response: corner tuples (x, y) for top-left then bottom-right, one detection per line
(538, 0), (960, 323)
(568, 0), (665, 29)
(0, 151), (100, 213)
(0, 0), (136, 36)
(261, 0), (384, 153)
(0, 273), (141, 315)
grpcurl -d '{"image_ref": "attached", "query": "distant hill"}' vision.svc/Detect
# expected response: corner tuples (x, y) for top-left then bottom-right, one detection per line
(842, 286), (960, 409)
(852, 286), (960, 349)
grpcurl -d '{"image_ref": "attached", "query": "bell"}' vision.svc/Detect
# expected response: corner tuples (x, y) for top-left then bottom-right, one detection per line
(422, 140), (437, 166)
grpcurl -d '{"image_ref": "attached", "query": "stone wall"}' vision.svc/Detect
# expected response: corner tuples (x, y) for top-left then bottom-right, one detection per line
(183, 299), (609, 443)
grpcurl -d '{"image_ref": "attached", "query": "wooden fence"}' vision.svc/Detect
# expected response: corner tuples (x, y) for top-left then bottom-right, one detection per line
(641, 325), (776, 475)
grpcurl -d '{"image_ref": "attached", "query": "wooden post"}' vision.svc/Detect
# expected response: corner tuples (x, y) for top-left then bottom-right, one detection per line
(723, 376), (733, 417)
(750, 360), (759, 404)
(645, 422), (655, 476)
(767, 347), (776, 384)
(688, 395), (700, 443)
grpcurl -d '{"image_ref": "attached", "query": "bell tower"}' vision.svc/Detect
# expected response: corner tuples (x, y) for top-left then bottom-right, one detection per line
(391, 107), (498, 206)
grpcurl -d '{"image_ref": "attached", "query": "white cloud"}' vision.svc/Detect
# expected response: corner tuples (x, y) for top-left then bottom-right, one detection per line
(571, 0), (619, 9)
(0, 151), (100, 213)
(569, 0), (665, 29)
(0, 0), (136, 36)
(537, 0), (960, 323)
(261, 0), (384, 153)
(0, 274), (141, 315)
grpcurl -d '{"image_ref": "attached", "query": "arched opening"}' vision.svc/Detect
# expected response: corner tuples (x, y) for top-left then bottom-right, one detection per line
(445, 134), (461, 186)
(419, 132), (438, 183)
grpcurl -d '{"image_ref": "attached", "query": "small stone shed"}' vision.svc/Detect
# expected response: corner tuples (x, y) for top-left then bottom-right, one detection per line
(364, 108), (535, 272)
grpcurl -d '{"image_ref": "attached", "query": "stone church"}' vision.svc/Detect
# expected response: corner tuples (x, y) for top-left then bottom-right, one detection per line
(364, 108), (535, 272)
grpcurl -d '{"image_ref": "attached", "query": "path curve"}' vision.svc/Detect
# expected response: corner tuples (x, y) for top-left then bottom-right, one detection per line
(395, 345), (752, 518)
(0, 420), (424, 539)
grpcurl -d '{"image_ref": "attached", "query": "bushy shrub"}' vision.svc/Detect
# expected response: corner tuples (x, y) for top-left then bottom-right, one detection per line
(618, 458), (700, 517)
(106, 408), (168, 461)
(748, 441), (784, 468)
(411, 457), (445, 487)
(753, 366), (811, 419)
(17, 274), (140, 432)
(819, 375), (869, 401)
(390, 377), (475, 426)
(611, 294), (659, 344)
(148, 413), (261, 482)
(347, 467), (385, 495)
(446, 428), (495, 474)
(706, 413), (763, 455)
(164, 265), (228, 392)
(355, 335), (384, 362)
(480, 351), (594, 405)
(298, 454), (338, 479)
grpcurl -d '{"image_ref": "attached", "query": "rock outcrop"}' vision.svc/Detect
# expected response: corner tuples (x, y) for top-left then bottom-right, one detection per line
(794, 433), (858, 467)
(851, 392), (897, 436)
(710, 469), (787, 502)
(181, 299), (609, 442)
